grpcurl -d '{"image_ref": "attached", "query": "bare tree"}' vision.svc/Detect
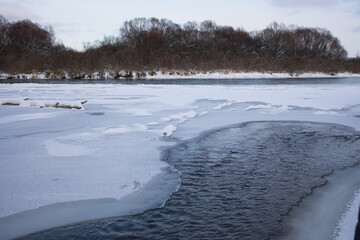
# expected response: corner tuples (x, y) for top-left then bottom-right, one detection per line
(0, 15), (356, 75)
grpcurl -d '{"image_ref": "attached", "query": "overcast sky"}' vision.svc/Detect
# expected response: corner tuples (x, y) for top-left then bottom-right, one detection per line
(1, 0), (359, 57)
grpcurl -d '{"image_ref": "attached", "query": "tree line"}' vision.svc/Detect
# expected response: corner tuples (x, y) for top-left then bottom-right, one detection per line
(0, 15), (359, 75)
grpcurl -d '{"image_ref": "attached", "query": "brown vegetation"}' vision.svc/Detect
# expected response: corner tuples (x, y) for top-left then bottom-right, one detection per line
(1, 102), (20, 106)
(0, 16), (359, 76)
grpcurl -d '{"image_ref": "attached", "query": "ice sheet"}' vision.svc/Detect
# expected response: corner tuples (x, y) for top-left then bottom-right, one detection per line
(279, 165), (360, 240)
(0, 79), (360, 239)
(334, 189), (360, 240)
(0, 112), (60, 124)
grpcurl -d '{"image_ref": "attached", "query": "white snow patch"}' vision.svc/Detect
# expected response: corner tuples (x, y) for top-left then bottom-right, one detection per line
(103, 124), (148, 135)
(143, 71), (360, 80)
(163, 124), (177, 137)
(103, 126), (133, 134)
(213, 101), (235, 110)
(245, 104), (273, 111)
(267, 105), (292, 114)
(161, 111), (197, 123)
(314, 111), (342, 116)
(147, 121), (160, 126)
(199, 111), (208, 116)
(245, 104), (291, 114)
(1, 98), (85, 110)
(133, 123), (149, 131)
(334, 189), (360, 240)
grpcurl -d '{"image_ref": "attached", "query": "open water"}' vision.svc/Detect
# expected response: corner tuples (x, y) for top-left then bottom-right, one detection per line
(21, 121), (360, 240)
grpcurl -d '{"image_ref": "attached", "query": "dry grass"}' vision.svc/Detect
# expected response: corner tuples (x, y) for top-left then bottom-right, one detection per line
(1, 102), (20, 106)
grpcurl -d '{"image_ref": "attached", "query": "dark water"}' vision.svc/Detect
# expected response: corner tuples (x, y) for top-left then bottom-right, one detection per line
(21, 121), (360, 240)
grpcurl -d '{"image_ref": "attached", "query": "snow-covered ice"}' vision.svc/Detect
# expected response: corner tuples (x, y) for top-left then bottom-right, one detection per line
(213, 101), (235, 110)
(335, 189), (360, 240)
(161, 111), (197, 123)
(245, 104), (273, 111)
(281, 164), (360, 240)
(162, 124), (177, 137)
(0, 78), (360, 239)
(0, 112), (60, 124)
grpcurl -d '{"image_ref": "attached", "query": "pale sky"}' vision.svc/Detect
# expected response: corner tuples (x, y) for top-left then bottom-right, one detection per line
(1, 0), (359, 57)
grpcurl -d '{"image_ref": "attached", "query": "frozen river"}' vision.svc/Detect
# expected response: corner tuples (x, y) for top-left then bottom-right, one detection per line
(0, 78), (360, 239)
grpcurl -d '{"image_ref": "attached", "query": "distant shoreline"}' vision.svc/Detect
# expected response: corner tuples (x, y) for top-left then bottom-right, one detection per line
(1, 71), (360, 80)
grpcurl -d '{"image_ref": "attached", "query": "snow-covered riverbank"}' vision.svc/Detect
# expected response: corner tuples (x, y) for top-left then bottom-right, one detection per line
(1, 70), (360, 80)
(0, 78), (360, 239)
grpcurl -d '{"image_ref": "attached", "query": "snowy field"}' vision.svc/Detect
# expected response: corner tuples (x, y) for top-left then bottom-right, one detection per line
(0, 78), (360, 239)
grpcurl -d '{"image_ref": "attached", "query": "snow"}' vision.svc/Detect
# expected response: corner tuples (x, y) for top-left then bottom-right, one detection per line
(0, 112), (60, 124)
(199, 111), (208, 116)
(44, 138), (96, 157)
(1, 98), (85, 110)
(130, 71), (357, 79)
(163, 124), (177, 137)
(133, 123), (149, 131)
(213, 101), (235, 110)
(0, 78), (360, 239)
(334, 189), (360, 240)
(281, 165), (360, 240)
(1, 71), (360, 80)
(103, 126), (133, 134)
(161, 111), (197, 123)
(124, 108), (153, 116)
(147, 121), (160, 126)
(245, 104), (273, 110)
(313, 110), (343, 115)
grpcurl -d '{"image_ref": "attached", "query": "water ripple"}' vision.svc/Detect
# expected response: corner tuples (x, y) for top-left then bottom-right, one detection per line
(22, 121), (360, 240)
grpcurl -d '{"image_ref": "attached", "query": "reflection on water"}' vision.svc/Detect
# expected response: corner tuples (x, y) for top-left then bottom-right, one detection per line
(22, 122), (360, 240)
